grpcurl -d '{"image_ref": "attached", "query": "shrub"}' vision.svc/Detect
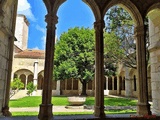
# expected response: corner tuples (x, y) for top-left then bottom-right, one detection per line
(26, 82), (36, 96)
(11, 78), (24, 90)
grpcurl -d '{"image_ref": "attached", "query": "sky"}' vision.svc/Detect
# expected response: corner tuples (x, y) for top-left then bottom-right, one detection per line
(17, 0), (95, 50)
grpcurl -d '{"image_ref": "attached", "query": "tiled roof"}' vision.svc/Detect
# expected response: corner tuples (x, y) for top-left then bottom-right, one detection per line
(14, 49), (45, 59)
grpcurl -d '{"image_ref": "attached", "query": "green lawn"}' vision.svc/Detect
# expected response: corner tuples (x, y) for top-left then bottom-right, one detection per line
(9, 96), (137, 107)
(12, 110), (136, 116)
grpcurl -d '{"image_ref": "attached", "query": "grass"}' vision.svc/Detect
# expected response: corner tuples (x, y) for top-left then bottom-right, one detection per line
(12, 110), (136, 116)
(10, 96), (137, 116)
(9, 96), (137, 107)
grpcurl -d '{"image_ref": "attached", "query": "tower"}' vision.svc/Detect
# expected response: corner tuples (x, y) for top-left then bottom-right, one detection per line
(14, 14), (29, 50)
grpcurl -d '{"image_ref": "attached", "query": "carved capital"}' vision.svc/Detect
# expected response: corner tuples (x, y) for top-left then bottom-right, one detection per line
(134, 25), (145, 37)
(45, 13), (58, 27)
(94, 20), (105, 31)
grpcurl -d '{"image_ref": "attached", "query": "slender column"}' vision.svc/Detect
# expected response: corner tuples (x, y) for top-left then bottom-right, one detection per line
(117, 76), (120, 95)
(33, 60), (38, 87)
(125, 67), (132, 97)
(104, 76), (109, 95)
(112, 76), (114, 90)
(135, 25), (151, 115)
(25, 75), (28, 90)
(94, 20), (105, 117)
(38, 14), (58, 120)
(106, 76), (108, 90)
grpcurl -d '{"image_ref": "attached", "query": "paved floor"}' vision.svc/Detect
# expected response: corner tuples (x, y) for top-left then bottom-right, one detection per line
(0, 114), (159, 120)
(0, 95), (156, 120)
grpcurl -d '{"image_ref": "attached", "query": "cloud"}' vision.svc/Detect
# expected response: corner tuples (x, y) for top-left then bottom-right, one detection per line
(32, 46), (40, 50)
(17, 0), (36, 22)
(36, 25), (46, 34)
(36, 25), (46, 50)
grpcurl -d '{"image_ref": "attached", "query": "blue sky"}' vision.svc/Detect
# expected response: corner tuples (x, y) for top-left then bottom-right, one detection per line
(17, 0), (95, 50)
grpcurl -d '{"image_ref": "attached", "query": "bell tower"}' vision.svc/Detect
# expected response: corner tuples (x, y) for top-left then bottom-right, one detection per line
(14, 14), (29, 50)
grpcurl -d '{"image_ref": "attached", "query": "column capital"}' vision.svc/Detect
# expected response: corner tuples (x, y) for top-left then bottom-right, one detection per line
(94, 20), (105, 31)
(45, 13), (58, 29)
(134, 25), (145, 37)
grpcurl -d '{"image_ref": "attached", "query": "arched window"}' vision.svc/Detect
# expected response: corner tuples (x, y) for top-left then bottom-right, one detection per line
(19, 74), (26, 89)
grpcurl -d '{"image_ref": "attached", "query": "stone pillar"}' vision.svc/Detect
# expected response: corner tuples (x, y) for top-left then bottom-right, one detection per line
(33, 60), (38, 87)
(38, 14), (58, 120)
(106, 77), (108, 90)
(148, 17), (160, 115)
(104, 76), (109, 95)
(112, 76), (114, 90)
(135, 25), (151, 115)
(56, 80), (60, 95)
(94, 20), (105, 118)
(125, 67), (132, 97)
(33, 61), (38, 96)
(117, 76), (120, 95)
(25, 75), (28, 90)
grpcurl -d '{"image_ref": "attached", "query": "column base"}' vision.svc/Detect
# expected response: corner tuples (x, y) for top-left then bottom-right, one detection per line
(94, 105), (105, 118)
(137, 103), (152, 115)
(38, 104), (53, 120)
(2, 106), (12, 117)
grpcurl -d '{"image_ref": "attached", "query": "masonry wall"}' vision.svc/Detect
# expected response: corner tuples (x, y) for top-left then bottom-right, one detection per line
(0, 0), (18, 116)
(148, 10), (160, 115)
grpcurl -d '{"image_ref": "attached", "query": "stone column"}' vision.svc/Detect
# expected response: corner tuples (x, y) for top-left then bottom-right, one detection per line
(125, 67), (132, 97)
(117, 76), (120, 95)
(25, 75), (28, 90)
(38, 14), (58, 120)
(33, 61), (38, 96)
(104, 76), (109, 95)
(106, 77), (108, 90)
(112, 76), (114, 90)
(94, 20), (105, 117)
(56, 80), (60, 95)
(135, 25), (151, 115)
(33, 60), (38, 87)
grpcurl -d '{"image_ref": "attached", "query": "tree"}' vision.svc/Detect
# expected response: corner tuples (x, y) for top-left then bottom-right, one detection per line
(54, 27), (95, 96)
(105, 6), (136, 69)
(11, 78), (24, 90)
(105, 6), (149, 69)
(104, 32), (121, 76)
(26, 82), (36, 96)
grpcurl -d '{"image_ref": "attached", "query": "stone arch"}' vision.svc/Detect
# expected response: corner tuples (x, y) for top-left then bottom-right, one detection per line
(103, 0), (143, 27)
(14, 69), (33, 76)
(146, 3), (160, 15)
(82, 0), (100, 21)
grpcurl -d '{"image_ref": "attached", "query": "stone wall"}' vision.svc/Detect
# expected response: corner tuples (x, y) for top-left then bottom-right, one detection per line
(0, 0), (18, 116)
(148, 9), (160, 115)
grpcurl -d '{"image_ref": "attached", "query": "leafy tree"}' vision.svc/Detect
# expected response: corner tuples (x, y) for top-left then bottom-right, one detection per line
(54, 27), (95, 96)
(105, 6), (149, 69)
(105, 6), (136, 69)
(26, 82), (36, 96)
(11, 78), (24, 90)
(104, 32), (121, 76)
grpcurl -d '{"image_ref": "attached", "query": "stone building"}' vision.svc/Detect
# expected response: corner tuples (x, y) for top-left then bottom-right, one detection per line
(0, 0), (160, 120)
